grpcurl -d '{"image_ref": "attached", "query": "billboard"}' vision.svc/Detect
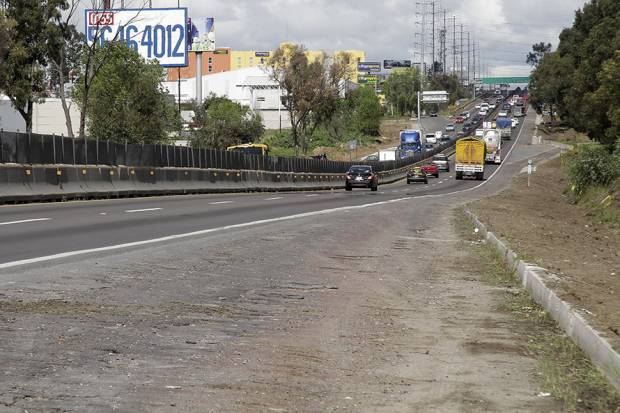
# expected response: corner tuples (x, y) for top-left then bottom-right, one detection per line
(422, 91), (449, 103)
(357, 62), (381, 72)
(255, 51), (270, 57)
(358, 75), (378, 85)
(85, 8), (188, 67)
(190, 17), (215, 52)
(384, 59), (412, 69)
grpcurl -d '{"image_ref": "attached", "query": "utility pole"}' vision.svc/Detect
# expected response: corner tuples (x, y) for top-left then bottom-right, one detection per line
(452, 16), (456, 77)
(467, 32), (470, 85)
(473, 40), (476, 96)
(459, 24), (464, 83)
(431, 1), (435, 76)
(442, 9), (447, 75)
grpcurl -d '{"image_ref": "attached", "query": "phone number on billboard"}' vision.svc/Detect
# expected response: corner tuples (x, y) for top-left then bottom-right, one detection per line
(87, 24), (185, 59)
(85, 8), (188, 67)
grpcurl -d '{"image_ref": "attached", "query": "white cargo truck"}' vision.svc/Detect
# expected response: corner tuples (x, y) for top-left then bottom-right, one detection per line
(483, 129), (502, 164)
(379, 149), (397, 162)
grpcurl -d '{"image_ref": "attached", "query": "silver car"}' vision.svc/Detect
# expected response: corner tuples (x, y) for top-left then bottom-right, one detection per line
(432, 154), (450, 172)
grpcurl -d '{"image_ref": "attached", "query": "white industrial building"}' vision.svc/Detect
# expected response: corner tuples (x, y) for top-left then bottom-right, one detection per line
(163, 66), (291, 130)
(0, 96), (81, 135)
(1, 67), (291, 135)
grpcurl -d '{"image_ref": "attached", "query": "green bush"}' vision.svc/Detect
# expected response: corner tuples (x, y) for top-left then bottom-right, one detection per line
(308, 128), (337, 149)
(564, 144), (620, 198)
(262, 130), (294, 148)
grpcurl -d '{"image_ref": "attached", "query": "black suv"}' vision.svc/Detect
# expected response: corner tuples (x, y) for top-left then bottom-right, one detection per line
(345, 165), (378, 191)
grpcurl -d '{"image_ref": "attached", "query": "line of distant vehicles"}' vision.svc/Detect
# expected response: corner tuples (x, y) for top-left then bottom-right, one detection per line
(347, 92), (528, 191)
(455, 93), (527, 180)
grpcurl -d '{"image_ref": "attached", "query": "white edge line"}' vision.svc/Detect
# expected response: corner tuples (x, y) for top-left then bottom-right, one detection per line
(125, 208), (163, 213)
(0, 218), (52, 226)
(265, 197), (283, 200)
(0, 197), (413, 270)
(0, 119), (529, 271)
(209, 201), (233, 205)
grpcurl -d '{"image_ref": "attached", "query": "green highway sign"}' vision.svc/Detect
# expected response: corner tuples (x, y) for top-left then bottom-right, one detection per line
(482, 76), (530, 84)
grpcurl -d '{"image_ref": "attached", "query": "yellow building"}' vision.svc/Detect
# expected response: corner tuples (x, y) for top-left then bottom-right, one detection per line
(230, 50), (272, 71)
(335, 50), (366, 84)
(231, 44), (366, 83)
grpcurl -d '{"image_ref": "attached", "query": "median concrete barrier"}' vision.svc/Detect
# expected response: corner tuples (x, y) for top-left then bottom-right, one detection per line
(466, 210), (620, 391)
(0, 163), (348, 203)
(0, 137), (458, 203)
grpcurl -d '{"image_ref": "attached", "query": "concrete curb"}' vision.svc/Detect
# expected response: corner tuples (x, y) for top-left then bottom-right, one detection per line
(465, 210), (620, 391)
(1, 140), (458, 203)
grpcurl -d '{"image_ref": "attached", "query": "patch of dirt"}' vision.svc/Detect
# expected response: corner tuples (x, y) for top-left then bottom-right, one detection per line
(538, 126), (590, 145)
(469, 156), (620, 351)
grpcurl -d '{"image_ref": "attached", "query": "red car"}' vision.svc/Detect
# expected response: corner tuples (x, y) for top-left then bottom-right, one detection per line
(420, 163), (439, 178)
(455, 116), (465, 124)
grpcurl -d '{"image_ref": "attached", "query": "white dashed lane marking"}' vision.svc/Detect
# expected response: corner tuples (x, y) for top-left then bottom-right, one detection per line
(125, 208), (163, 213)
(0, 218), (51, 226)
(265, 197), (283, 201)
(209, 201), (234, 205)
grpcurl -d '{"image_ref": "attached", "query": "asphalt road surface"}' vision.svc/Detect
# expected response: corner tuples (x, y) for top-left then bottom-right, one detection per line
(0, 112), (524, 267)
(0, 108), (566, 412)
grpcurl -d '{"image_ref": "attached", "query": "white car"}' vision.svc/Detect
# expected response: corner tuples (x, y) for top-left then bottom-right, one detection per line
(475, 104), (481, 110)
(498, 110), (508, 117)
(511, 118), (519, 128)
(489, 103), (496, 110)
(425, 133), (437, 144)
(475, 129), (484, 138)
(479, 110), (488, 117)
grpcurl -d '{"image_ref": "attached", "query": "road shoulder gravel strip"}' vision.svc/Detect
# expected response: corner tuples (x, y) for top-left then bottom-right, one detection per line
(465, 210), (620, 392)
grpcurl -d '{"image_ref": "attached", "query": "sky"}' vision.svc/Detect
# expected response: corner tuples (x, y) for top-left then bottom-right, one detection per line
(92, 0), (587, 77)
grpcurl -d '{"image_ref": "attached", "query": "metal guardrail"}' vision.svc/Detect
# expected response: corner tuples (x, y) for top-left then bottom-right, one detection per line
(0, 130), (452, 175)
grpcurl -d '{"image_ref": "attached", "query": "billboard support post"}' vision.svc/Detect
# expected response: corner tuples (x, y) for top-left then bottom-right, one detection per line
(177, 0), (181, 117)
(196, 52), (203, 104)
(417, 91), (421, 122)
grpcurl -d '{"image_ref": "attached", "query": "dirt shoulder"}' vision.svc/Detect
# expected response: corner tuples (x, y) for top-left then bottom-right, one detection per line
(0, 197), (562, 412)
(468, 156), (620, 353)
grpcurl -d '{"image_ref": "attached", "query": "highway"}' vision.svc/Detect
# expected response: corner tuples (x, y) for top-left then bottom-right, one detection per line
(0, 107), (566, 412)
(0, 109), (525, 268)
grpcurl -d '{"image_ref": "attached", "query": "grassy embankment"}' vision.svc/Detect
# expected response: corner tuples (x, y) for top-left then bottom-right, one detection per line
(262, 116), (414, 161)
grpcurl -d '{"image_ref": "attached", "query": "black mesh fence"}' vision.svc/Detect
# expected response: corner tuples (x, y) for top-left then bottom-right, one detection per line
(0, 130), (455, 173)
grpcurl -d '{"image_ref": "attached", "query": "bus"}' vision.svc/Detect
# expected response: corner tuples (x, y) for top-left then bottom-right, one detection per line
(226, 143), (269, 156)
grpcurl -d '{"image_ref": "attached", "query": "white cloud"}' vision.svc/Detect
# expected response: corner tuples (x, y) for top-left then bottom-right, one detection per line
(84, 0), (587, 75)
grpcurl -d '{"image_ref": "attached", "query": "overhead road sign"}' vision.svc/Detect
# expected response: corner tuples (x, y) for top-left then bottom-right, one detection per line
(384, 59), (411, 69)
(85, 8), (188, 67)
(358, 62), (381, 72)
(358, 75), (379, 85)
(482, 76), (530, 85)
(422, 90), (449, 103)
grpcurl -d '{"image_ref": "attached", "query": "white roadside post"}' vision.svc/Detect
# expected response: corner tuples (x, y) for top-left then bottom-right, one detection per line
(527, 159), (533, 187)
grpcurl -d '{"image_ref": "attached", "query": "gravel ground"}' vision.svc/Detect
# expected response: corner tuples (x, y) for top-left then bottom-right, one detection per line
(469, 157), (620, 352)
(0, 193), (562, 412)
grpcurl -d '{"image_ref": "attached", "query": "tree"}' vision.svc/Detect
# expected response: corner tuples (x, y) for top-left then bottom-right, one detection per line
(46, 0), (81, 137)
(190, 95), (264, 149)
(528, 51), (573, 119)
(72, 41), (179, 144)
(528, 0), (620, 147)
(75, 5), (147, 138)
(0, 0), (68, 132)
(345, 86), (383, 136)
(526, 42), (552, 67)
(592, 51), (620, 146)
(382, 67), (420, 116)
(429, 73), (469, 104)
(269, 43), (351, 154)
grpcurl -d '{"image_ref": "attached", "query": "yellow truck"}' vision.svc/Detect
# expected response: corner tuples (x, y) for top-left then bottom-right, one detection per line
(455, 137), (486, 180)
